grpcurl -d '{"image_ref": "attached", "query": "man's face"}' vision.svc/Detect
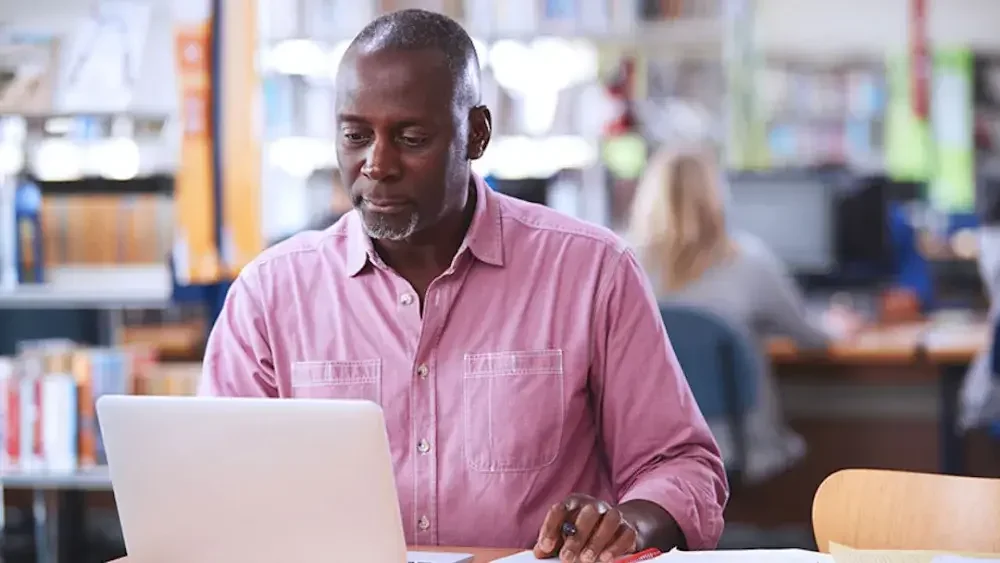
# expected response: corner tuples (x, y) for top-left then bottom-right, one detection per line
(334, 48), (469, 241)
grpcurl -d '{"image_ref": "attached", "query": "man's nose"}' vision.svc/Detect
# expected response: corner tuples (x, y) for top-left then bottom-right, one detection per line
(361, 138), (400, 181)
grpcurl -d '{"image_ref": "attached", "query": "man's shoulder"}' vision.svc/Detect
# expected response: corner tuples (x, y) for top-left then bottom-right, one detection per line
(495, 192), (629, 257)
(240, 218), (350, 281)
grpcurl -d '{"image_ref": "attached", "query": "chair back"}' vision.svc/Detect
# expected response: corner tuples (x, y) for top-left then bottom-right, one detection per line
(659, 303), (759, 479)
(813, 469), (1000, 553)
(659, 303), (758, 419)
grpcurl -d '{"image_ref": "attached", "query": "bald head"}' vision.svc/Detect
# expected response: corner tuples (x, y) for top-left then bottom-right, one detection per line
(343, 9), (481, 109)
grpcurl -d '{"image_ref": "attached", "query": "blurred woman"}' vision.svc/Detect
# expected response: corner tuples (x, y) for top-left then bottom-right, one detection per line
(628, 147), (839, 483)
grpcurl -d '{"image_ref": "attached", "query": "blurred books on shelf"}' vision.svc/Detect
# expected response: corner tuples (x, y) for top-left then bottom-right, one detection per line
(120, 306), (207, 360)
(0, 341), (199, 474)
(260, 0), (725, 45)
(0, 166), (174, 305)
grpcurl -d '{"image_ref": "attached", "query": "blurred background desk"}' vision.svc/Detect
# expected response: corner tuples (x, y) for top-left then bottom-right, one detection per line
(726, 321), (990, 534)
(767, 322), (986, 475)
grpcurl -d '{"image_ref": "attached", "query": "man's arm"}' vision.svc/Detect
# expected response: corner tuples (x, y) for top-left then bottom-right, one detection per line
(591, 249), (729, 551)
(198, 269), (278, 397)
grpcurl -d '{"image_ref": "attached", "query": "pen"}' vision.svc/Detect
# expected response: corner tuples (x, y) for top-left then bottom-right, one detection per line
(616, 548), (663, 562)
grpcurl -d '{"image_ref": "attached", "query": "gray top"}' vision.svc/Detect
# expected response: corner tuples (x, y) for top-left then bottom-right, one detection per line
(652, 231), (829, 349)
(641, 231), (829, 483)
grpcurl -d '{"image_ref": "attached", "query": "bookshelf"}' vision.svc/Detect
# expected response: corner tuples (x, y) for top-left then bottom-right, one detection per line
(0, 265), (171, 309)
(0, 112), (176, 307)
(1, 466), (111, 490)
(0, 342), (198, 563)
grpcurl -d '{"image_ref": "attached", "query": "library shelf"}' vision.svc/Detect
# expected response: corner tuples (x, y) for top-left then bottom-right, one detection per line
(1, 466), (112, 490)
(0, 265), (172, 309)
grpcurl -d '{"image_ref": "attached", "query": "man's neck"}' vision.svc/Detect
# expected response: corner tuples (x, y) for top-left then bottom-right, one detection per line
(373, 181), (477, 279)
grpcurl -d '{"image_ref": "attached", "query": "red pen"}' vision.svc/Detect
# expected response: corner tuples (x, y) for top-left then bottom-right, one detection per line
(616, 548), (663, 562)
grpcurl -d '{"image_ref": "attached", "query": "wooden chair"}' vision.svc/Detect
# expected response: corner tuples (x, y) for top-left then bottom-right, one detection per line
(812, 468), (1000, 553)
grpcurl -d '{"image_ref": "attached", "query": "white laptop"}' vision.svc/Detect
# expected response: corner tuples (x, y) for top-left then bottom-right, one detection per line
(96, 395), (473, 563)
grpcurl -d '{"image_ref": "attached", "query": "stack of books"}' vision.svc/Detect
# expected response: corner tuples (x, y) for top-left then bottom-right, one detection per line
(0, 341), (199, 474)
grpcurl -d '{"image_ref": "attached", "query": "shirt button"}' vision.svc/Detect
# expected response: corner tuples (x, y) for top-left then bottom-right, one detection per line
(418, 515), (430, 530)
(417, 439), (431, 454)
(416, 364), (429, 379)
(399, 293), (414, 306)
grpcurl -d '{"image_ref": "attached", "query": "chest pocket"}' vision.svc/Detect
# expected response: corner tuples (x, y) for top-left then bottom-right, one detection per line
(290, 360), (382, 405)
(462, 349), (565, 472)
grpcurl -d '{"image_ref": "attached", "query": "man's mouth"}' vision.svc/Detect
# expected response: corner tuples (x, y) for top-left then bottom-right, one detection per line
(362, 199), (411, 213)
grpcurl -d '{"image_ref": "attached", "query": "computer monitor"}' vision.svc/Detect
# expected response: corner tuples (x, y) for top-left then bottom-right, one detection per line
(834, 174), (895, 282)
(491, 177), (549, 206)
(726, 172), (836, 276)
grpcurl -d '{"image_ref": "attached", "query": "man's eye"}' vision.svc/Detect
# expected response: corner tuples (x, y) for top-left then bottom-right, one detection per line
(400, 136), (427, 147)
(343, 132), (368, 144)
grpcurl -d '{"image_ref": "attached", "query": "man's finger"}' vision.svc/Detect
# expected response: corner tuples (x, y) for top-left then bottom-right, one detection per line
(579, 508), (624, 563)
(560, 503), (603, 562)
(534, 502), (568, 557)
(598, 524), (638, 563)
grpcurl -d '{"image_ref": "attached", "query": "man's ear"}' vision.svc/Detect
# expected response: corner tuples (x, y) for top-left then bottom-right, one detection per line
(467, 105), (492, 160)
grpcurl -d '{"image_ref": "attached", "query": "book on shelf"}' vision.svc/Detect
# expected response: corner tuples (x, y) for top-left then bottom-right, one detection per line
(0, 187), (173, 291)
(0, 342), (199, 474)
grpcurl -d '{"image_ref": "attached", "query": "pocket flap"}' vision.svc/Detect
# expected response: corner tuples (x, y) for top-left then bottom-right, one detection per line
(463, 350), (563, 378)
(291, 360), (381, 387)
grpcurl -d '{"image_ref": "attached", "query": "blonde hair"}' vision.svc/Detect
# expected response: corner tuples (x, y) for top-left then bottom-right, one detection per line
(628, 147), (735, 292)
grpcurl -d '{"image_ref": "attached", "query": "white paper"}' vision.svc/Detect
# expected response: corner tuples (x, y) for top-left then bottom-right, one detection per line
(657, 549), (834, 563)
(407, 552), (475, 563)
(490, 551), (543, 562)
(493, 549), (835, 563)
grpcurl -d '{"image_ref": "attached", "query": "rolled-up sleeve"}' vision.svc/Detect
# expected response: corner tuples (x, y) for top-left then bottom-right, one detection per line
(198, 268), (278, 397)
(591, 249), (728, 550)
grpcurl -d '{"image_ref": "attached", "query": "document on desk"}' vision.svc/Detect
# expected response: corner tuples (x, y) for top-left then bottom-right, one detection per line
(492, 548), (834, 562)
(829, 542), (1000, 563)
(407, 552), (474, 563)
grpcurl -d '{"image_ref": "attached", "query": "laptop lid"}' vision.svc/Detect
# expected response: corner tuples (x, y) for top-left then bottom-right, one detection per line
(96, 395), (408, 563)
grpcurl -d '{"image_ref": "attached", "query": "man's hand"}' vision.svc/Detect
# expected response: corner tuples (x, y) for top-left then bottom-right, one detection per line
(533, 494), (637, 562)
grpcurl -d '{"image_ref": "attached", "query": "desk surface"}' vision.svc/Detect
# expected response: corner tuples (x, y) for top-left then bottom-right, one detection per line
(767, 321), (989, 366)
(110, 547), (521, 562)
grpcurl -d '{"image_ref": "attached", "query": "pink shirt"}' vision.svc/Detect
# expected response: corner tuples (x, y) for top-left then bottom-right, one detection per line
(201, 175), (727, 550)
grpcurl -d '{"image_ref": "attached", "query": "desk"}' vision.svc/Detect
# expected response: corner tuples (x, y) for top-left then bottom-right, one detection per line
(921, 322), (989, 475)
(109, 546), (521, 562)
(767, 324), (927, 365)
(765, 321), (988, 475)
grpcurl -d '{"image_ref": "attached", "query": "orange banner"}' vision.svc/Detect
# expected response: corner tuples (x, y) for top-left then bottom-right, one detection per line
(172, 15), (222, 284)
(220, 0), (262, 277)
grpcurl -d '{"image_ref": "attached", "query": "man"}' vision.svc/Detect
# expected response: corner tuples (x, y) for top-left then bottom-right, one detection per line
(201, 9), (727, 562)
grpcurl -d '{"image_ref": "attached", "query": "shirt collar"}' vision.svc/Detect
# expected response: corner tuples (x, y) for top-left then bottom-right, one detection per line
(346, 173), (504, 277)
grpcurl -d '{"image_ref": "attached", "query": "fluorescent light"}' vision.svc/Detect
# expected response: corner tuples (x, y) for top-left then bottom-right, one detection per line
(33, 139), (84, 182)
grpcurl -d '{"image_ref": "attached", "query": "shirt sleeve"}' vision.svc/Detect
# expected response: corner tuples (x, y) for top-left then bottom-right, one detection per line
(591, 248), (728, 550)
(198, 269), (278, 397)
